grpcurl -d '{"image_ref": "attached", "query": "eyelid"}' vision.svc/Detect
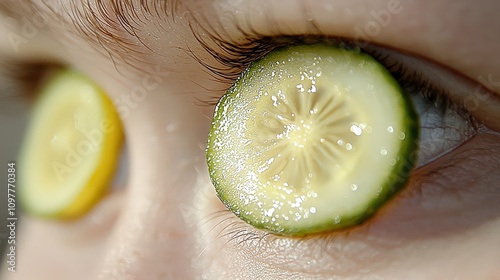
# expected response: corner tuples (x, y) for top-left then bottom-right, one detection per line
(366, 45), (500, 131)
(196, 31), (500, 132)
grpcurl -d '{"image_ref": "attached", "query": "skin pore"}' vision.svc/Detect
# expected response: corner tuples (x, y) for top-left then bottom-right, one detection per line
(1, 0), (500, 279)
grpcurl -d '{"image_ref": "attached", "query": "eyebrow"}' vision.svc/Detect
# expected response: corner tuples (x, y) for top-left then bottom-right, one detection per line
(0, 0), (307, 75)
(71, 0), (185, 55)
(0, 0), (185, 66)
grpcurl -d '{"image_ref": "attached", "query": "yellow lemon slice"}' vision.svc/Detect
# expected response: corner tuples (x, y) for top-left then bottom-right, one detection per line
(18, 69), (124, 219)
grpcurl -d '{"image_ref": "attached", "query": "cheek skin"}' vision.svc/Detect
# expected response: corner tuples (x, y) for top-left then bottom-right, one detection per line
(194, 132), (500, 279)
(0, 193), (124, 280)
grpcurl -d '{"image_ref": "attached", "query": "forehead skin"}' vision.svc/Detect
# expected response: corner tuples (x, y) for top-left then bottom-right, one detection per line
(1, 0), (500, 279)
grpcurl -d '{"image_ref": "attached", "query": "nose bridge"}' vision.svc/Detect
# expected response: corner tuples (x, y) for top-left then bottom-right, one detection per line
(95, 94), (211, 279)
(85, 67), (217, 277)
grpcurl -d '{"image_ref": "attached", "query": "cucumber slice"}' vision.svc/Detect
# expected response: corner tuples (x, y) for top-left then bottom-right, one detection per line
(18, 69), (123, 219)
(207, 44), (418, 235)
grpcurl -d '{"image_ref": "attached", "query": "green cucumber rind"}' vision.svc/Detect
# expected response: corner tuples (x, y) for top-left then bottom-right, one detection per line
(206, 45), (419, 236)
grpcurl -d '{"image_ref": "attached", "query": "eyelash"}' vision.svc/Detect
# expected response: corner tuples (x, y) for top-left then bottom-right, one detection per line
(192, 32), (479, 130)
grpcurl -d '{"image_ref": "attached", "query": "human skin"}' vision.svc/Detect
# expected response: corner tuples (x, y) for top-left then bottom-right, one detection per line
(1, 0), (499, 279)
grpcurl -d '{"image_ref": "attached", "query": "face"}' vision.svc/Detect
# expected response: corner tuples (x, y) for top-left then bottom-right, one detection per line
(1, 0), (499, 279)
